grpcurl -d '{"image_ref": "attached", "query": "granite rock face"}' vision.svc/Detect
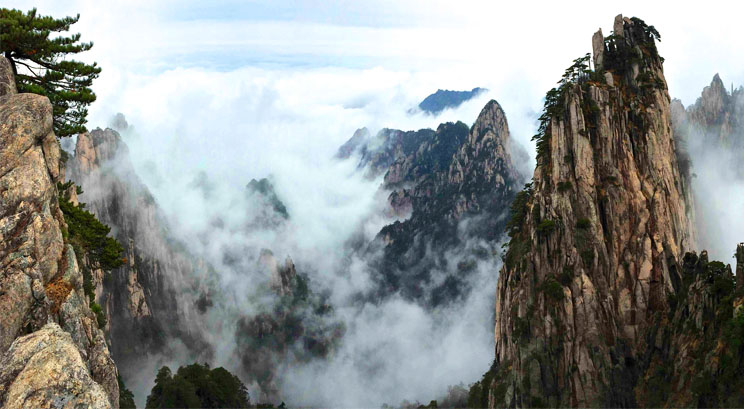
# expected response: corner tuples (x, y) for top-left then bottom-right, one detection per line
(67, 127), (211, 385)
(631, 250), (744, 407)
(0, 56), (119, 408)
(0, 324), (112, 409)
(489, 16), (696, 407)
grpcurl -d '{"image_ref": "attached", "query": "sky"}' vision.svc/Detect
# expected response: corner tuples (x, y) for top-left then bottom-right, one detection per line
(5, 1), (743, 181)
(7, 1), (744, 112)
(6, 0), (744, 405)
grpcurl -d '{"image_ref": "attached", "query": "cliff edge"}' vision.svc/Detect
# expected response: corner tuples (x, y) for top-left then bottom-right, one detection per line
(0, 56), (119, 409)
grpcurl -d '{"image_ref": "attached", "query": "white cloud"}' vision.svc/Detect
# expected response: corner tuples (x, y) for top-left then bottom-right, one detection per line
(6, 0), (744, 405)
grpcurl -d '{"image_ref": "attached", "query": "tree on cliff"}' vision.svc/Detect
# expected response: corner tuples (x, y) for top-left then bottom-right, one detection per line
(0, 7), (100, 137)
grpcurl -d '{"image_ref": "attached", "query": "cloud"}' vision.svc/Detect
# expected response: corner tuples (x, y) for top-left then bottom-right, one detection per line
(74, 62), (512, 406)
(7, 0), (744, 405)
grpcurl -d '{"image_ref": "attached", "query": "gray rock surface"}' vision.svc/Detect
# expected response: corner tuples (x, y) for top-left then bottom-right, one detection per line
(489, 16), (696, 407)
(0, 324), (112, 409)
(67, 126), (211, 391)
(0, 56), (119, 408)
(592, 29), (604, 69)
(0, 57), (16, 97)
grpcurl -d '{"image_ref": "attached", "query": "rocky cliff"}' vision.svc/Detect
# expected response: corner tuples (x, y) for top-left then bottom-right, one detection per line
(66, 126), (343, 402)
(671, 73), (744, 176)
(686, 74), (744, 149)
(370, 101), (524, 306)
(0, 56), (119, 408)
(336, 127), (436, 178)
(66, 127), (211, 387)
(487, 16), (697, 407)
(336, 97), (526, 307)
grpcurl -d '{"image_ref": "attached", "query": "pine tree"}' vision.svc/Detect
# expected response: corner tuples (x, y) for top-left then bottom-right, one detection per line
(0, 8), (101, 137)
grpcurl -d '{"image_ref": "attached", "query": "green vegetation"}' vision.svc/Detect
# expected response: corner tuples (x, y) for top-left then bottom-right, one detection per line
(90, 301), (106, 328)
(639, 251), (744, 407)
(505, 184), (532, 239)
(513, 316), (531, 340)
(532, 54), (592, 163)
(576, 218), (591, 229)
(574, 227), (594, 268)
(503, 184), (533, 271)
(246, 178), (289, 219)
(57, 181), (123, 328)
(540, 277), (564, 301)
(58, 181), (124, 272)
(145, 363), (250, 408)
(466, 361), (499, 408)
(536, 219), (556, 235)
(118, 375), (136, 409)
(558, 266), (574, 286)
(0, 8), (101, 137)
(556, 181), (572, 192)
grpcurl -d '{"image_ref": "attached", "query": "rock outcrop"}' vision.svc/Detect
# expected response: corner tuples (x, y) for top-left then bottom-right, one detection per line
(488, 16), (696, 407)
(632, 251), (744, 407)
(336, 127), (436, 178)
(686, 74), (744, 148)
(237, 249), (344, 402)
(0, 56), (119, 408)
(0, 324), (112, 408)
(365, 101), (525, 306)
(672, 73), (744, 173)
(66, 127), (211, 386)
(246, 177), (289, 224)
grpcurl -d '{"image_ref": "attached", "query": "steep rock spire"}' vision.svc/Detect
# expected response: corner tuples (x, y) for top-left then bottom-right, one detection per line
(489, 16), (696, 407)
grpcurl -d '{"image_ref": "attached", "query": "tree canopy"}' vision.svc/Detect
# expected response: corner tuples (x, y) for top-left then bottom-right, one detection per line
(0, 7), (100, 137)
(58, 181), (124, 272)
(146, 363), (251, 409)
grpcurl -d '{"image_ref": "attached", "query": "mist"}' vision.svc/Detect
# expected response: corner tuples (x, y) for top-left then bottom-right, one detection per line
(69, 64), (530, 408)
(677, 83), (744, 263)
(21, 1), (743, 406)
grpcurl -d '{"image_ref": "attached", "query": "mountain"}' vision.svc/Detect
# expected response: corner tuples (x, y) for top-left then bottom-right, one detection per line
(0, 56), (120, 408)
(417, 87), (488, 115)
(67, 125), (343, 404)
(336, 99), (526, 307)
(336, 127), (436, 178)
(247, 178), (289, 220)
(671, 73), (744, 170)
(372, 101), (525, 305)
(686, 74), (744, 148)
(477, 15), (744, 408)
(67, 127), (214, 397)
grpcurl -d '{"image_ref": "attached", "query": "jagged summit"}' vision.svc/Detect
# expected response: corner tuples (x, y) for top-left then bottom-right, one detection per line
(368, 99), (524, 306)
(684, 73), (744, 148)
(336, 126), (436, 178)
(488, 15), (696, 407)
(247, 178), (289, 219)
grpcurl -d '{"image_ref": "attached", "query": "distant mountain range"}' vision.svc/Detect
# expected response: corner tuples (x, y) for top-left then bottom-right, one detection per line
(416, 87), (487, 115)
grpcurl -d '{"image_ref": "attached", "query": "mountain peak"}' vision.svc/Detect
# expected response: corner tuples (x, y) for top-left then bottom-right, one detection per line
(417, 87), (487, 115)
(489, 16), (696, 407)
